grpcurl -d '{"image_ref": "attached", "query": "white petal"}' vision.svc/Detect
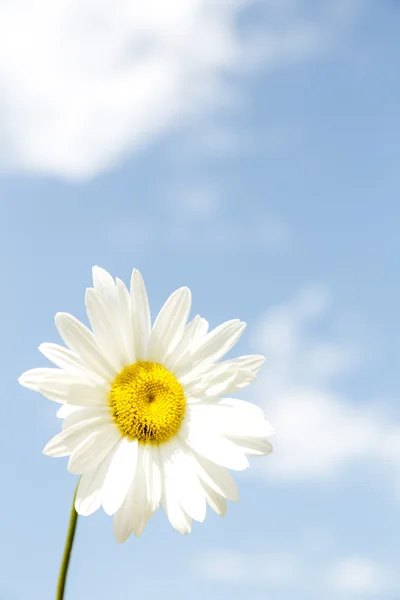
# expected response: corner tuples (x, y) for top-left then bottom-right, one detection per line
(130, 448), (153, 537)
(189, 316), (209, 343)
(160, 439), (206, 523)
(116, 278), (135, 363)
(38, 343), (103, 383)
(57, 404), (80, 419)
(182, 364), (242, 398)
(92, 266), (115, 293)
(62, 406), (111, 431)
(230, 355), (265, 375)
(146, 287), (192, 362)
(185, 357), (263, 394)
(65, 383), (109, 407)
(35, 377), (107, 407)
(67, 424), (120, 474)
(113, 445), (153, 542)
(194, 320), (246, 365)
(19, 368), (65, 393)
(113, 482), (135, 544)
(55, 312), (116, 381)
(43, 416), (112, 457)
(75, 470), (103, 516)
(37, 383), (69, 404)
(143, 444), (162, 513)
(19, 368), (101, 404)
(184, 315), (209, 344)
(102, 438), (138, 515)
(85, 288), (125, 372)
(187, 404), (274, 438)
(161, 475), (193, 535)
(43, 438), (69, 458)
(43, 423), (90, 457)
(228, 437), (273, 456)
(213, 399), (275, 437)
(130, 269), (151, 361)
(164, 315), (208, 372)
(182, 422), (249, 471)
(92, 268), (135, 364)
(190, 451), (239, 502)
(196, 397), (268, 424)
(75, 448), (117, 516)
(202, 482), (227, 517)
(175, 320), (246, 377)
(222, 369), (257, 393)
(113, 486), (134, 543)
(218, 397), (266, 417)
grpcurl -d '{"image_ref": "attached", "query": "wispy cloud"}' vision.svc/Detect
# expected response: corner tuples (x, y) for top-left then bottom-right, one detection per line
(170, 184), (221, 221)
(252, 285), (400, 484)
(326, 556), (390, 595)
(109, 181), (291, 254)
(196, 549), (301, 587)
(0, 0), (363, 179)
(196, 549), (394, 597)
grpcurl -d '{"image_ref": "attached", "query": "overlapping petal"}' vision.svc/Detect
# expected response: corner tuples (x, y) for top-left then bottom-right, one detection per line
(146, 287), (191, 363)
(130, 269), (151, 361)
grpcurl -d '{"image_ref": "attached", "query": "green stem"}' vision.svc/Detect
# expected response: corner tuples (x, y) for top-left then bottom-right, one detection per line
(56, 483), (79, 600)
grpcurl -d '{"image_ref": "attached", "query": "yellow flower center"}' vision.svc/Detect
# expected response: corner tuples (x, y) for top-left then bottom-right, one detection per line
(109, 361), (186, 444)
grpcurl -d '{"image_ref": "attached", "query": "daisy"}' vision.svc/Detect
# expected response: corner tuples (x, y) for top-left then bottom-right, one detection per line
(19, 267), (274, 542)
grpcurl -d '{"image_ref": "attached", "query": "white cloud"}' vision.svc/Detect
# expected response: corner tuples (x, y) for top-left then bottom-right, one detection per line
(197, 550), (394, 596)
(171, 184), (221, 221)
(196, 549), (301, 586)
(327, 557), (389, 595)
(0, 0), (361, 179)
(253, 286), (400, 482)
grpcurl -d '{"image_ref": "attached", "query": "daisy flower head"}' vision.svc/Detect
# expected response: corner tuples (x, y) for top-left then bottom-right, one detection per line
(19, 267), (274, 542)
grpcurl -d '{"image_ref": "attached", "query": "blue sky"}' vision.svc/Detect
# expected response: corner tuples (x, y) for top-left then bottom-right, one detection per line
(1, 1), (400, 599)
